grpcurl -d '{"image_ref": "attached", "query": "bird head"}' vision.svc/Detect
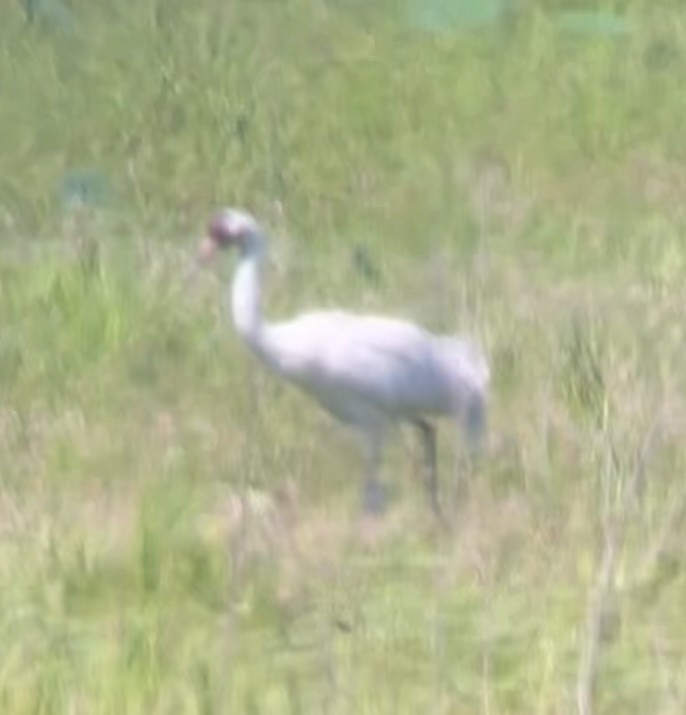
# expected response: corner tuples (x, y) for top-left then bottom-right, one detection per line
(197, 208), (263, 263)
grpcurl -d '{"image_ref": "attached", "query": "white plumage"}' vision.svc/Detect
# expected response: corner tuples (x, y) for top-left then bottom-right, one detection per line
(198, 208), (489, 516)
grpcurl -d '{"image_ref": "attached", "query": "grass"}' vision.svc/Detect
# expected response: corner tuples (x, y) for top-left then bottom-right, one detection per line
(2, 0), (686, 712)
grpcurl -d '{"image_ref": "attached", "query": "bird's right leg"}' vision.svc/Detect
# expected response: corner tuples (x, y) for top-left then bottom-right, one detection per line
(361, 429), (387, 515)
(415, 419), (442, 518)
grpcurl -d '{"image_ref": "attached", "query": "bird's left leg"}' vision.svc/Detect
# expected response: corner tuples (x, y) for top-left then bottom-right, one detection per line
(415, 419), (442, 518)
(361, 428), (387, 515)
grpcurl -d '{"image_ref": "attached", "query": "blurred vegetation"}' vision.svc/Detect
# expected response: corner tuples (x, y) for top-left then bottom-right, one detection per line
(1, 0), (686, 713)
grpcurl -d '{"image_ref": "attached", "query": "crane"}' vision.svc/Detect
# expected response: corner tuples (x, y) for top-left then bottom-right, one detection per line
(197, 208), (489, 517)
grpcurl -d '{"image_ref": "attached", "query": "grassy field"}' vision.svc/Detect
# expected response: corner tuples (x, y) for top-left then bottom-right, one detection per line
(2, 0), (686, 712)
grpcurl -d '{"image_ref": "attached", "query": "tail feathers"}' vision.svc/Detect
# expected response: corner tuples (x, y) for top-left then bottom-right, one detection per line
(434, 335), (489, 453)
(436, 336), (490, 393)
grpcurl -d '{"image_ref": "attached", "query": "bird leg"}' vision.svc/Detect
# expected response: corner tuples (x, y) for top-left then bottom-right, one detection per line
(361, 430), (387, 515)
(415, 419), (442, 518)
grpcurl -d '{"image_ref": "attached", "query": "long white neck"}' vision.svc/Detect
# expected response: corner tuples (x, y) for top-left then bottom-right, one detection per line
(230, 244), (267, 352)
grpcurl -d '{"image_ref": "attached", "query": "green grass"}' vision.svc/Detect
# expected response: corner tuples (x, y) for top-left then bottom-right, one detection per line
(2, 0), (686, 712)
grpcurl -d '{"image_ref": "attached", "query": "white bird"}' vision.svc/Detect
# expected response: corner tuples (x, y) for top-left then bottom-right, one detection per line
(197, 208), (489, 517)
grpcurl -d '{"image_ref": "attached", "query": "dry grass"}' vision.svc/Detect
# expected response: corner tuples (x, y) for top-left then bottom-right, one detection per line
(3, 0), (686, 711)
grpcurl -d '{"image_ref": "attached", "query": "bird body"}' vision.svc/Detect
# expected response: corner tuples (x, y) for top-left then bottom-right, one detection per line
(199, 208), (489, 516)
(263, 312), (483, 423)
